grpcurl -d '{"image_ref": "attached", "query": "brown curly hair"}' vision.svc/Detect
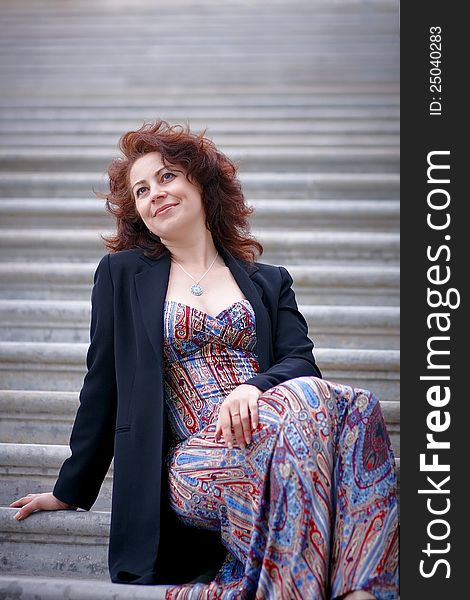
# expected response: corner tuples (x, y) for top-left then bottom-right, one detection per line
(100, 119), (263, 262)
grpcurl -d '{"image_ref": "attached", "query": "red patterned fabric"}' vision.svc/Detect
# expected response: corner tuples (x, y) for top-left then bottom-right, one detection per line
(162, 300), (399, 599)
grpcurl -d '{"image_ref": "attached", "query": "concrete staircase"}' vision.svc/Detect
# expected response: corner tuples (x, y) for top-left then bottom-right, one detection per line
(0, 0), (399, 597)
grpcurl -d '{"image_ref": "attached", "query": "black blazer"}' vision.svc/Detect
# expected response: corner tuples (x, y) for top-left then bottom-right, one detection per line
(53, 243), (321, 585)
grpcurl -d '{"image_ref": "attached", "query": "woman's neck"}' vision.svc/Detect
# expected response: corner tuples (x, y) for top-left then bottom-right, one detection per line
(164, 238), (221, 271)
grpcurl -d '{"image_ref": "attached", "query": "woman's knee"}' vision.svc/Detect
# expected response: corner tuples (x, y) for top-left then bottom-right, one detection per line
(256, 376), (341, 440)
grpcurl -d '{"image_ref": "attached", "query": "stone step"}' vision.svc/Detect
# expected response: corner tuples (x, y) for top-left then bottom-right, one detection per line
(0, 390), (400, 450)
(1, 84), (397, 103)
(0, 342), (400, 401)
(0, 87), (398, 104)
(250, 199), (399, 230)
(0, 445), (400, 579)
(0, 575), (169, 599)
(0, 66), (397, 86)
(1, 35), (396, 49)
(0, 32), (397, 48)
(0, 171), (400, 199)
(0, 97), (399, 115)
(0, 198), (399, 231)
(0, 443), (112, 511)
(0, 3), (397, 23)
(0, 300), (399, 350)
(0, 22), (398, 37)
(302, 305), (399, 349)
(0, 106), (400, 123)
(0, 90), (399, 110)
(0, 262), (400, 305)
(1, 78), (398, 93)
(0, 507), (111, 581)
(0, 122), (399, 139)
(0, 130), (398, 154)
(0, 79), (398, 95)
(2, 43), (395, 55)
(0, 94), (398, 111)
(0, 60), (398, 84)
(0, 146), (399, 173)
(0, 123), (399, 144)
(0, 229), (400, 265)
(2, 64), (396, 79)
(289, 264), (400, 305)
(0, 390), (78, 444)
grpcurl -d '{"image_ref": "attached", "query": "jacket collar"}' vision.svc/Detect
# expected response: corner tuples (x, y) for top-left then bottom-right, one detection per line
(133, 245), (270, 373)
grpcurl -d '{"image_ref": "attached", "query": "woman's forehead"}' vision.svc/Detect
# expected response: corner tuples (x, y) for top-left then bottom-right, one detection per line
(129, 151), (166, 182)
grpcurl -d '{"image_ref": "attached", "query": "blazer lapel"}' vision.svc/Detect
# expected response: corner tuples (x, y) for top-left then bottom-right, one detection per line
(134, 246), (272, 374)
(134, 251), (171, 372)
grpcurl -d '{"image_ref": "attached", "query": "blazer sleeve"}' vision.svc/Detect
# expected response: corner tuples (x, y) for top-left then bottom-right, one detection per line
(243, 265), (322, 392)
(53, 254), (117, 511)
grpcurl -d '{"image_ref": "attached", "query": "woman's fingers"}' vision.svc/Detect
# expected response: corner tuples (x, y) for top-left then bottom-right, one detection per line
(10, 492), (74, 520)
(14, 497), (40, 520)
(230, 412), (246, 449)
(215, 407), (253, 449)
(248, 397), (259, 430)
(238, 403), (252, 445)
(11, 495), (42, 520)
(215, 404), (234, 448)
(215, 385), (262, 448)
(9, 495), (32, 508)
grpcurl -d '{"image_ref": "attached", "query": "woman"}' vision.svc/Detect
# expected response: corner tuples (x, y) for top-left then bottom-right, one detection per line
(10, 121), (398, 599)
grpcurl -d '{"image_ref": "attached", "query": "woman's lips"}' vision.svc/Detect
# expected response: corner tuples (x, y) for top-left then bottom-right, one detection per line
(155, 203), (177, 216)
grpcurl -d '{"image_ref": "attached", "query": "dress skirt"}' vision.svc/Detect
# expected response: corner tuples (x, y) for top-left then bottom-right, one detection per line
(161, 299), (399, 599)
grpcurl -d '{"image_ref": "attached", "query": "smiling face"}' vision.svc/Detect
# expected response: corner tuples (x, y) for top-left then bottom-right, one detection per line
(130, 151), (207, 243)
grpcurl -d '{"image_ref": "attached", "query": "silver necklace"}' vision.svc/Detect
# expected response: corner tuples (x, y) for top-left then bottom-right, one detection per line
(171, 251), (218, 296)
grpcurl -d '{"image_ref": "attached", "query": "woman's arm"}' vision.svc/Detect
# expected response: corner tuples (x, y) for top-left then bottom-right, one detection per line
(243, 265), (321, 392)
(216, 264), (321, 448)
(52, 253), (118, 511)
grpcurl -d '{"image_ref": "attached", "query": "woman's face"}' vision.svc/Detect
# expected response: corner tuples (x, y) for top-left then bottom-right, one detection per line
(130, 151), (206, 241)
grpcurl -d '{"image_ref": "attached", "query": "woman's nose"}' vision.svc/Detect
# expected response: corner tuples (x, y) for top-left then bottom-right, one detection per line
(150, 187), (168, 202)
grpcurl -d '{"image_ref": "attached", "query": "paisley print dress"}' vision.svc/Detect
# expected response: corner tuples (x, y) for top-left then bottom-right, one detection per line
(162, 299), (399, 600)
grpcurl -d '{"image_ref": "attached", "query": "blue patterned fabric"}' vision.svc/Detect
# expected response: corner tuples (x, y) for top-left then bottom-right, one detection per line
(162, 300), (399, 599)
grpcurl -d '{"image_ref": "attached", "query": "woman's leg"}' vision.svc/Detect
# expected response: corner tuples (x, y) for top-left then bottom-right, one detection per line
(325, 381), (399, 599)
(165, 376), (398, 599)
(243, 377), (398, 599)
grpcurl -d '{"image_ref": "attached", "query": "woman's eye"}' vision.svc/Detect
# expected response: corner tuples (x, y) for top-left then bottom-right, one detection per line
(136, 187), (147, 198)
(162, 172), (176, 182)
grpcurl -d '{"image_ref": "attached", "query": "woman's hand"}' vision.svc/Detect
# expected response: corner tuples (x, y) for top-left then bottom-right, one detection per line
(10, 492), (76, 521)
(215, 383), (263, 449)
